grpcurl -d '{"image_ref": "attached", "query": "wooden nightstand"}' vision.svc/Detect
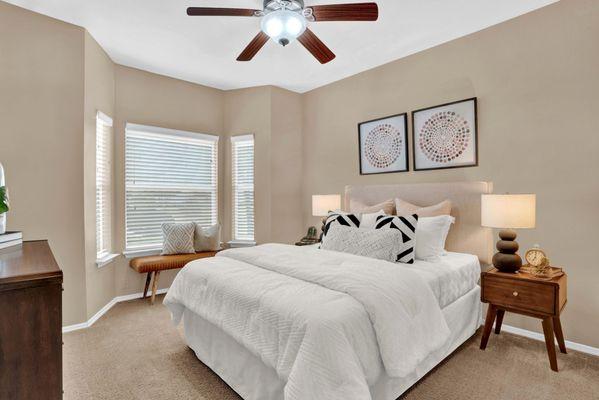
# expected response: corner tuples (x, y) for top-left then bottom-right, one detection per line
(480, 267), (567, 372)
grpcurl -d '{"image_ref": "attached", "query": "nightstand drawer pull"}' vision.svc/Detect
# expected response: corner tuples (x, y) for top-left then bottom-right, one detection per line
(513, 291), (519, 297)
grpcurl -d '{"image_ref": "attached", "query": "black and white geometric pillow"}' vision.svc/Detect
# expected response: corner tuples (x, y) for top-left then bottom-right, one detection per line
(323, 213), (360, 239)
(375, 214), (418, 264)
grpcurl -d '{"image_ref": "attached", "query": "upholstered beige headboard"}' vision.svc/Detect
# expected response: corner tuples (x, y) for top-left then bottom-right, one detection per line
(345, 182), (494, 265)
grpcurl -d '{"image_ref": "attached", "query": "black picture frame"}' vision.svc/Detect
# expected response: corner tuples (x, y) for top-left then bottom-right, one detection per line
(411, 97), (478, 171)
(358, 112), (409, 175)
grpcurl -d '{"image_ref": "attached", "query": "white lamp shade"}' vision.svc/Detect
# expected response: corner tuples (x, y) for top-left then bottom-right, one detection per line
(481, 194), (536, 229)
(312, 195), (341, 217)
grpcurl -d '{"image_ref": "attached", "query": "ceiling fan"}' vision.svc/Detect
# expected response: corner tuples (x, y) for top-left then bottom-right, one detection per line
(186, 1), (379, 64)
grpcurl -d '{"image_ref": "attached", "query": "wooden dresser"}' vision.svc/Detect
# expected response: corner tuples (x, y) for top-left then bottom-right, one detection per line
(0, 240), (63, 399)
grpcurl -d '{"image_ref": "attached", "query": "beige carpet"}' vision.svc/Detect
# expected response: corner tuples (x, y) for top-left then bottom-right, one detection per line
(64, 295), (599, 400)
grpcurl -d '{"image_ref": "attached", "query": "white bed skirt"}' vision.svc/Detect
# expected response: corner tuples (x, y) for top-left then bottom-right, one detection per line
(183, 285), (482, 400)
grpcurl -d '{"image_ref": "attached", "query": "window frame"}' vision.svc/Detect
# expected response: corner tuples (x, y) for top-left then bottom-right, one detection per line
(95, 111), (118, 267)
(124, 123), (219, 255)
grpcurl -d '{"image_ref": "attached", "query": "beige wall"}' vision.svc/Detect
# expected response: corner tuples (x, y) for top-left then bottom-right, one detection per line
(3, 0), (598, 352)
(223, 86), (304, 245)
(0, 2), (87, 325)
(270, 87), (304, 244)
(302, 0), (599, 347)
(83, 32), (116, 318)
(113, 65), (225, 296)
(223, 87), (272, 244)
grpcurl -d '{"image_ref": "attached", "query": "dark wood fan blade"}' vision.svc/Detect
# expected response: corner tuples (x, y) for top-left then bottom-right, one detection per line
(237, 32), (270, 61)
(297, 28), (336, 64)
(311, 3), (378, 21)
(186, 7), (259, 17)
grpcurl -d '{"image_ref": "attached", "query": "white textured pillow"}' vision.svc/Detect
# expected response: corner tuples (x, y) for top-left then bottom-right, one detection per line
(415, 215), (455, 261)
(321, 224), (401, 263)
(359, 210), (387, 229)
(161, 222), (196, 255)
(194, 223), (221, 251)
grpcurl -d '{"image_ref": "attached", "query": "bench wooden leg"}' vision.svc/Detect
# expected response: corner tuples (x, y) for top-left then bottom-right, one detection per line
(143, 272), (153, 299)
(150, 271), (160, 305)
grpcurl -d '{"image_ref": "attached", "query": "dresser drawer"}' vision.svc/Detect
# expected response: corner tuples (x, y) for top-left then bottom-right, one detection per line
(482, 276), (556, 315)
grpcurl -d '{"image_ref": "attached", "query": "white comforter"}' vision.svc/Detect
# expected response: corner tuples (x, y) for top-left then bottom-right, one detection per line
(164, 244), (450, 400)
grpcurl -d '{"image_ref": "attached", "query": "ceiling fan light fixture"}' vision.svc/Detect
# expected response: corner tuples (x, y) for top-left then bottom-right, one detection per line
(261, 9), (307, 46)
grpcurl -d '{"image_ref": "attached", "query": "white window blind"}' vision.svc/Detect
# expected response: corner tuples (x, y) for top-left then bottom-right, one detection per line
(96, 111), (113, 260)
(125, 124), (219, 251)
(231, 135), (254, 242)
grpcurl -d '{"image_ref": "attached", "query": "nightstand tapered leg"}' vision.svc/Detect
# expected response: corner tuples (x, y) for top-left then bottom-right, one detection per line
(553, 317), (567, 354)
(494, 309), (505, 334)
(480, 305), (497, 350)
(542, 317), (558, 372)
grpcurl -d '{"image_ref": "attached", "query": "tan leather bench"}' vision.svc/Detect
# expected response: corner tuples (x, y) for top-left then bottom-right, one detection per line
(129, 251), (217, 304)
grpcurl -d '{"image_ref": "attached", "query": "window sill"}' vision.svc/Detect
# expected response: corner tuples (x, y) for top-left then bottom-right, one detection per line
(227, 240), (256, 248)
(123, 248), (162, 259)
(96, 253), (120, 268)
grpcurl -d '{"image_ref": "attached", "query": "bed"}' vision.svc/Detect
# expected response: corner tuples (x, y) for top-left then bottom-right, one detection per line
(164, 181), (493, 400)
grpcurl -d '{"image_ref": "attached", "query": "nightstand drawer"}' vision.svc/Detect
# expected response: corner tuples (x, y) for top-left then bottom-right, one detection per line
(483, 277), (555, 315)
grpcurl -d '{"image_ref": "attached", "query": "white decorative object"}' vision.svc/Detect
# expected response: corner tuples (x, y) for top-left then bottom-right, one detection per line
(0, 162), (6, 235)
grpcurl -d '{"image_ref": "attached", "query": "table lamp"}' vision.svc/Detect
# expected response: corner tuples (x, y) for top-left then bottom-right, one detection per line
(481, 194), (536, 272)
(312, 194), (341, 239)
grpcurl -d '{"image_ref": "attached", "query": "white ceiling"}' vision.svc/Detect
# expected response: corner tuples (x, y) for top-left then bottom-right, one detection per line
(7, 0), (556, 93)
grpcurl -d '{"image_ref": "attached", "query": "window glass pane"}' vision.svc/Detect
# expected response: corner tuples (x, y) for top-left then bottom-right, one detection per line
(96, 112), (112, 259)
(232, 136), (254, 241)
(125, 125), (218, 251)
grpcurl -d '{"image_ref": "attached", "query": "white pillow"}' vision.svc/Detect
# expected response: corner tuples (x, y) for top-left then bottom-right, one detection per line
(194, 223), (221, 252)
(359, 210), (386, 229)
(415, 215), (455, 261)
(321, 224), (402, 263)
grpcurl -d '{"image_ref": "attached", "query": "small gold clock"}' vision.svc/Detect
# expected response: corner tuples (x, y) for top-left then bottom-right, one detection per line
(525, 247), (549, 269)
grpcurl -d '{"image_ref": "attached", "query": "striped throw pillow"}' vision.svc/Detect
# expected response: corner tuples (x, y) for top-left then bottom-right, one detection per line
(375, 214), (418, 264)
(323, 212), (360, 239)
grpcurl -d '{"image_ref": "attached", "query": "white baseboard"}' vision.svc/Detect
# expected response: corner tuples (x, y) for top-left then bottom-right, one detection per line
(480, 319), (599, 357)
(62, 288), (169, 333)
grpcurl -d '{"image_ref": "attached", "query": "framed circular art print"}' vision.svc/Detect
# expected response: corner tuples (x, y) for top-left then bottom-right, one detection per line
(358, 113), (409, 175)
(412, 97), (478, 171)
